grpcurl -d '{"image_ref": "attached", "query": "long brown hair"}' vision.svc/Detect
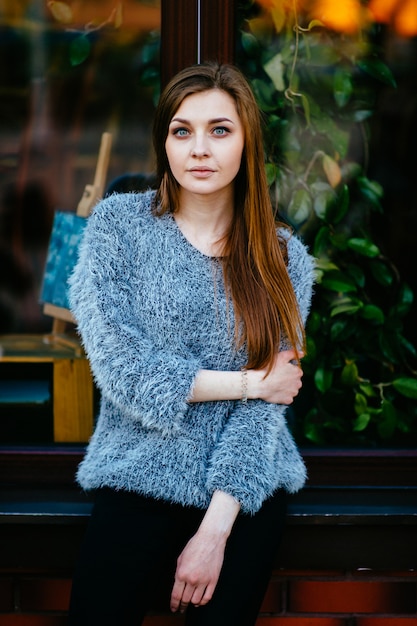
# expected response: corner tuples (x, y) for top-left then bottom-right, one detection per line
(152, 62), (305, 370)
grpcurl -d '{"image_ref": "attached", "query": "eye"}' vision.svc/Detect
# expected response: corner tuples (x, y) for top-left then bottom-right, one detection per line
(212, 126), (230, 136)
(173, 127), (189, 137)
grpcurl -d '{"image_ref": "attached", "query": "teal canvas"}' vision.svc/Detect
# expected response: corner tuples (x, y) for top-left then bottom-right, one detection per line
(40, 211), (87, 310)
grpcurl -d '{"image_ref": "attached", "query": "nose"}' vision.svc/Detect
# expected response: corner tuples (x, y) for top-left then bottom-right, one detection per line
(191, 132), (210, 157)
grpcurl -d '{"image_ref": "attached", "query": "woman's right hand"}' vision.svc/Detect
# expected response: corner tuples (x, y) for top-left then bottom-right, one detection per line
(188, 350), (303, 405)
(248, 350), (303, 405)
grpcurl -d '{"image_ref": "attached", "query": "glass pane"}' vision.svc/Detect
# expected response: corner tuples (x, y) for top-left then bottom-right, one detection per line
(0, 0), (160, 333)
(236, 1), (417, 448)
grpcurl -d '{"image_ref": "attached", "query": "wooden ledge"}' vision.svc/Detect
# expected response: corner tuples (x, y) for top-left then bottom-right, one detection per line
(1, 446), (416, 488)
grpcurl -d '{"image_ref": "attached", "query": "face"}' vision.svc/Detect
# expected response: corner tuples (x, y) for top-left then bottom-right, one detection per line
(165, 89), (245, 201)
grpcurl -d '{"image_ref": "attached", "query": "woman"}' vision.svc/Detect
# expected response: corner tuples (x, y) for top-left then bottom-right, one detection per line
(68, 62), (315, 626)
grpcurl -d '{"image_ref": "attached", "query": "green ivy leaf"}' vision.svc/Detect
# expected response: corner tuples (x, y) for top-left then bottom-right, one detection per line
(332, 185), (350, 224)
(341, 361), (359, 386)
(399, 283), (414, 307)
(353, 413), (371, 431)
(354, 392), (368, 414)
(313, 187), (336, 221)
(353, 415), (370, 433)
(313, 225), (331, 257)
(241, 31), (261, 57)
(321, 271), (357, 293)
(315, 258), (339, 272)
(370, 260), (394, 287)
(357, 176), (384, 210)
(357, 57), (397, 88)
(392, 377), (417, 399)
(70, 34), (91, 66)
(347, 238), (380, 258)
(360, 305), (385, 324)
(288, 189), (312, 224)
(330, 303), (361, 317)
(314, 366), (333, 393)
(264, 53), (285, 92)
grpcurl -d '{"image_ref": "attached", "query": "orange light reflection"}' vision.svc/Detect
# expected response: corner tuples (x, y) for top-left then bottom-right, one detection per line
(256, 0), (417, 37)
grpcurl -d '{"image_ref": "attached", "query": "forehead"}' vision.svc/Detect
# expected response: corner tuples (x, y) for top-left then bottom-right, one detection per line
(172, 89), (240, 120)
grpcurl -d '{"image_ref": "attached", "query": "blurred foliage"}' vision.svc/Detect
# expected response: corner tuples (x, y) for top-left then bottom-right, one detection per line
(46, 1), (123, 66)
(238, 0), (417, 447)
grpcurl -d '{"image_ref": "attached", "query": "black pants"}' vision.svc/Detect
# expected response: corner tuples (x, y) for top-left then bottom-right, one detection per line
(68, 488), (287, 626)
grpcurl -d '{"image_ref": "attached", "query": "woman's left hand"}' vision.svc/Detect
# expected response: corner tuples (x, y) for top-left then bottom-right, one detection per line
(170, 529), (226, 612)
(170, 490), (240, 613)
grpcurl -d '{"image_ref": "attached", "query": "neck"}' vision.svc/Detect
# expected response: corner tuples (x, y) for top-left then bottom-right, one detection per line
(174, 189), (234, 257)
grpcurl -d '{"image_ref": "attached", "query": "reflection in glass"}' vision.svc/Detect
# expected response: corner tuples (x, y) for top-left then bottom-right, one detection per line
(0, 0), (160, 332)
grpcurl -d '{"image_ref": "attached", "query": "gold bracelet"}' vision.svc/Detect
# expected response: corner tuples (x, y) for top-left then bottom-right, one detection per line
(241, 369), (248, 404)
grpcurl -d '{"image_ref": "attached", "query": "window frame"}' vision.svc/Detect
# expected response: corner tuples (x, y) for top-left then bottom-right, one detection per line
(160, 0), (236, 87)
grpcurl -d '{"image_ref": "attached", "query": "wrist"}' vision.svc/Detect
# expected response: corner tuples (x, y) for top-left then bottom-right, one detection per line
(246, 369), (261, 400)
(198, 490), (241, 540)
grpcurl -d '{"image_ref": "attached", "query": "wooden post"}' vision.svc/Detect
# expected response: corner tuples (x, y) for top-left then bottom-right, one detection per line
(53, 358), (94, 442)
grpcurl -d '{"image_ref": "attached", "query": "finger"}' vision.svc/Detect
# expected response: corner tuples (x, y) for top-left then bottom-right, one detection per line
(198, 582), (216, 606)
(170, 581), (185, 613)
(174, 581), (200, 613)
(190, 585), (207, 607)
(181, 584), (197, 606)
(277, 349), (297, 362)
(276, 350), (303, 367)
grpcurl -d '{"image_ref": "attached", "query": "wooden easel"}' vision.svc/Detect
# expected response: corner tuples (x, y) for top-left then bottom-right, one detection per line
(43, 131), (113, 334)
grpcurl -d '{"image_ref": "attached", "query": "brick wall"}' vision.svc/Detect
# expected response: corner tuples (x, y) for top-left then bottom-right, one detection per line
(1, 568), (416, 625)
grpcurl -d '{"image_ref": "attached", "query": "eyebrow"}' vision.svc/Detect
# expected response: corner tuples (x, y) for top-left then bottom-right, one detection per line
(170, 116), (235, 125)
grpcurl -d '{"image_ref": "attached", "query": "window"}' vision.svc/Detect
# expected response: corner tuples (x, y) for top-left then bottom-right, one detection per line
(0, 0), (160, 334)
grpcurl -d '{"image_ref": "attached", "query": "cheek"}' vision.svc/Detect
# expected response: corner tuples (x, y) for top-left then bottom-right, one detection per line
(230, 142), (244, 173)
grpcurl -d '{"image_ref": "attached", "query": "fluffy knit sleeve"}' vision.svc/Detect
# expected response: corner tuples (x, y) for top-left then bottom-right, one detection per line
(68, 194), (202, 436)
(205, 234), (315, 514)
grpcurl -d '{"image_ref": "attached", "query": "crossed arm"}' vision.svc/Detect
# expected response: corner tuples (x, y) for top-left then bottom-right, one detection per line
(170, 348), (303, 613)
(189, 349), (303, 405)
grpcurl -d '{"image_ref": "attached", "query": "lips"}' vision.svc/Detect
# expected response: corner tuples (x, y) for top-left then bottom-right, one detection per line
(188, 167), (215, 178)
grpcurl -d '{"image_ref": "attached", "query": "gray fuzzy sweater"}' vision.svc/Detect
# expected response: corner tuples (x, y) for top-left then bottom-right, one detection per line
(69, 190), (315, 514)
